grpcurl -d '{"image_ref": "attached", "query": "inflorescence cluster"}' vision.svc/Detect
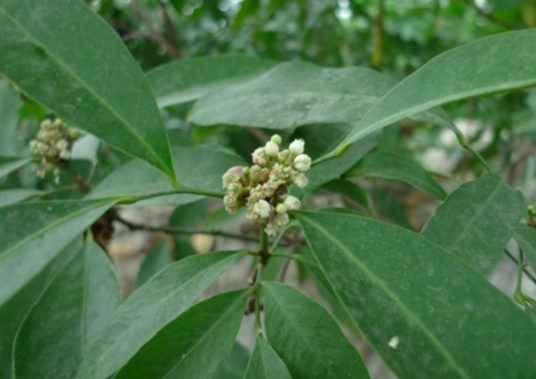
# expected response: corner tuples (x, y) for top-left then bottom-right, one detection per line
(29, 118), (79, 179)
(223, 135), (311, 236)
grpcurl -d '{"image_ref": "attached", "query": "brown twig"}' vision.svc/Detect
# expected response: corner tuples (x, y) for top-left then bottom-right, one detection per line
(115, 214), (259, 243)
(463, 0), (519, 30)
(131, 0), (180, 59)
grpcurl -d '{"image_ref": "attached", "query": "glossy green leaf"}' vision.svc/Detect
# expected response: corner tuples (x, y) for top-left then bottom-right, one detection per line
(135, 238), (172, 288)
(0, 239), (80, 379)
(346, 152), (447, 200)
(113, 289), (250, 379)
(321, 179), (370, 212)
(296, 211), (536, 379)
(514, 224), (536, 271)
(0, 156), (31, 179)
(421, 174), (524, 273)
(292, 135), (376, 198)
(0, 199), (116, 310)
(0, 81), (21, 156)
(78, 250), (246, 379)
(88, 146), (246, 203)
(244, 337), (292, 379)
(0, 0), (176, 182)
(147, 55), (276, 107)
(338, 30), (536, 152)
(214, 342), (250, 379)
(190, 62), (457, 132)
(14, 240), (121, 379)
(0, 189), (39, 207)
(263, 282), (369, 379)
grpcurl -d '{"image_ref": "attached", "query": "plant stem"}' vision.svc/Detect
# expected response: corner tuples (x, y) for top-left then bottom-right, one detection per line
(253, 226), (270, 336)
(457, 134), (492, 173)
(504, 249), (536, 286)
(117, 186), (224, 204)
(115, 215), (258, 242)
(516, 248), (525, 293)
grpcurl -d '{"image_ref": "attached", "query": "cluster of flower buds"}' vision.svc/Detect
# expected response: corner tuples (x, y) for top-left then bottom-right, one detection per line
(223, 135), (312, 236)
(29, 118), (80, 179)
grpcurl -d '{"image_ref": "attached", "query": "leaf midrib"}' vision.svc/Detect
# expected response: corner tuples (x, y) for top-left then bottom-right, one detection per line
(0, 5), (169, 173)
(298, 213), (471, 379)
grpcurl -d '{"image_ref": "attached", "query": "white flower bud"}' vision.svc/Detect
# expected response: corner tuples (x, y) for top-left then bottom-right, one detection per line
(265, 141), (279, 157)
(294, 154), (311, 172)
(275, 213), (289, 226)
(293, 173), (308, 188)
(252, 147), (267, 165)
(59, 150), (71, 160)
(264, 223), (277, 237)
(253, 199), (271, 219)
(289, 139), (305, 155)
(56, 139), (69, 151)
(284, 195), (301, 211)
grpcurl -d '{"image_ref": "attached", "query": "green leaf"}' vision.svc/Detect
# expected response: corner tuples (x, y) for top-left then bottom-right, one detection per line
(0, 199), (116, 309)
(147, 55), (276, 107)
(421, 174), (524, 273)
(169, 199), (209, 260)
(0, 156), (31, 179)
(78, 250), (246, 379)
(0, 189), (39, 207)
(0, 239), (80, 379)
(514, 224), (536, 271)
(0, 81), (21, 156)
(345, 152), (447, 200)
(320, 179), (370, 212)
(14, 240), (121, 379)
(244, 337), (292, 379)
(88, 147), (246, 203)
(263, 282), (369, 379)
(0, 0), (176, 182)
(295, 211), (536, 379)
(113, 289), (250, 379)
(338, 30), (536, 151)
(135, 238), (172, 288)
(292, 135), (376, 198)
(214, 342), (250, 379)
(190, 62), (456, 131)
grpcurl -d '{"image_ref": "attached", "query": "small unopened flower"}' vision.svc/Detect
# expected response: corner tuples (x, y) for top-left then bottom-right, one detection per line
(294, 154), (312, 172)
(292, 173), (308, 188)
(253, 199), (271, 218)
(271, 134), (282, 145)
(252, 147), (267, 165)
(275, 203), (288, 214)
(289, 139), (305, 155)
(284, 195), (301, 211)
(56, 139), (69, 151)
(59, 150), (71, 160)
(265, 141), (279, 157)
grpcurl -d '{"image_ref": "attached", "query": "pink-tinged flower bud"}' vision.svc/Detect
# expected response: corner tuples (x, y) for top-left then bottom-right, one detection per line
(226, 166), (245, 175)
(294, 154), (311, 172)
(289, 139), (305, 155)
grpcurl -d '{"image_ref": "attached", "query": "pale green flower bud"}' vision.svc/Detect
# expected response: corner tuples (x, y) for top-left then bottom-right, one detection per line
(271, 134), (282, 145)
(275, 203), (288, 214)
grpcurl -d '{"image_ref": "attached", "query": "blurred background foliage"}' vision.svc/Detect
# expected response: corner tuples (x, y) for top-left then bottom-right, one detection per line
(1, 0), (536, 226)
